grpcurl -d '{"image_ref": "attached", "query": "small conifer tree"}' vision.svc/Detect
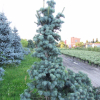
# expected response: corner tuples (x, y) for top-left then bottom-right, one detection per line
(20, 0), (100, 100)
(20, 0), (67, 99)
(0, 12), (14, 66)
(27, 40), (35, 49)
(23, 47), (31, 55)
(11, 27), (24, 64)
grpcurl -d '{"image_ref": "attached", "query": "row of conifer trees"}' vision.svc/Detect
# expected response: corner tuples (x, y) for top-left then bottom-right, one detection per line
(0, 12), (30, 81)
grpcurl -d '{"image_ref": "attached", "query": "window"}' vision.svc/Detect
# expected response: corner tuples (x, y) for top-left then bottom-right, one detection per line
(75, 40), (77, 42)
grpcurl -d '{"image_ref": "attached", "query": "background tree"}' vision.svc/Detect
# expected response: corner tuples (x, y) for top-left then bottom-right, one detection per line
(75, 42), (84, 47)
(58, 40), (65, 48)
(96, 38), (98, 42)
(86, 40), (88, 44)
(0, 12), (15, 66)
(21, 39), (28, 47)
(92, 38), (95, 43)
(95, 38), (100, 43)
(27, 39), (35, 49)
(11, 27), (24, 64)
(21, 39), (31, 55)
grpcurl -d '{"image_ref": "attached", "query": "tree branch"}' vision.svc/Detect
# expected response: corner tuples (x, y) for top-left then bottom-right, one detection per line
(61, 7), (65, 14)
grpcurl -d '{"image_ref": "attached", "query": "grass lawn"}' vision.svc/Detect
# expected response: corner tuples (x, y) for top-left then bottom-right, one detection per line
(0, 51), (40, 100)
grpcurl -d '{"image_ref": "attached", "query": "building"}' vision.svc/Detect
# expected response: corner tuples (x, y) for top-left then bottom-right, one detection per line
(86, 43), (100, 48)
(65, 37), (80, 48)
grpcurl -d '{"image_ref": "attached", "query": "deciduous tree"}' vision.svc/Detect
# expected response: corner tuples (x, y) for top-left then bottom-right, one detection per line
(75, 42), (84, 47)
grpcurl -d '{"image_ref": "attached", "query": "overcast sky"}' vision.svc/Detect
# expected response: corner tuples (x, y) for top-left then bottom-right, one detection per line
(0, 0), (100, 43)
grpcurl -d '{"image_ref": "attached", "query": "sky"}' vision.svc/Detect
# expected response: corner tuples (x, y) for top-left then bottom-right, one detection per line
(0, 0), (100, 43)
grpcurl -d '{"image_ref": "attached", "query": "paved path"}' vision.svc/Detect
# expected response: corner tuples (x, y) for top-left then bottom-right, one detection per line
(59, 54), (100, 87)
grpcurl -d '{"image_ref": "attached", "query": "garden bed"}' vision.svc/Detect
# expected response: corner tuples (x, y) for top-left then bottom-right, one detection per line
(60, 49), (100, 68)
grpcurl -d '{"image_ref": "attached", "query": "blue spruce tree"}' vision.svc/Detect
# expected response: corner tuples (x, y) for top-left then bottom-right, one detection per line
(21, 0), (67, 99)
(23, 47), (31, 55)
(27, 40), (35, 49)
(0, 12), (14, 66)
(20, 0), (100, 100)
(11, 27), (24, 64)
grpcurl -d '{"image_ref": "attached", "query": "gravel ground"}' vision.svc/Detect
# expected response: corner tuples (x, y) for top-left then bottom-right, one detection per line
(59, 54), (100, 87)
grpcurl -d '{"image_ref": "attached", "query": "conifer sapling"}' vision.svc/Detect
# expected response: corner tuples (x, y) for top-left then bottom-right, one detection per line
(20, 0), (100, 100)
(20, 0), (67, 99)
(11, 27), (24, 64)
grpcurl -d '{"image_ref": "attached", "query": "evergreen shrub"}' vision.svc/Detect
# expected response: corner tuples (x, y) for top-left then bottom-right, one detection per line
(23, 48), (31, 55)
(0, 12), (15, 65)
(11, 27), (24, 64)
(20, 0), (100, 100)
(27, 40), (35, 49)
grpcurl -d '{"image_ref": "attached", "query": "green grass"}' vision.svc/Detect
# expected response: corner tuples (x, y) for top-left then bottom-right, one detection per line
(0, 51), (41, 100)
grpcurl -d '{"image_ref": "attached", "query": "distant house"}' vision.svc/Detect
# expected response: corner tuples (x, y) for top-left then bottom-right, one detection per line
(85, 44), (92, 48)
(93, 43), (100, 47)
(86, 43), (100, 48)
(65, 37), (80, 48)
